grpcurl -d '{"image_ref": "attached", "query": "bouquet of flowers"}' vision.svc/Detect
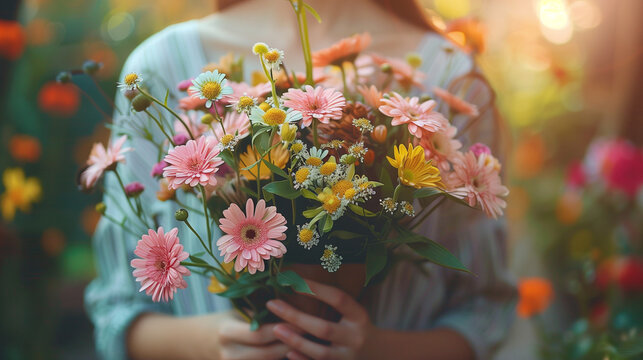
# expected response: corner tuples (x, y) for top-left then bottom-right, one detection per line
(76, 1), (508, 327)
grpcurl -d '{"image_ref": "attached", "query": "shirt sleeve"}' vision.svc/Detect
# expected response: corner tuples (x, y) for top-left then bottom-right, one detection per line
(83, 32), (177, 360)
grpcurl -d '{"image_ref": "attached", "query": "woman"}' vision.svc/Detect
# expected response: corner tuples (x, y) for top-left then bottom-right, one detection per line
(85, 0), (516, 359)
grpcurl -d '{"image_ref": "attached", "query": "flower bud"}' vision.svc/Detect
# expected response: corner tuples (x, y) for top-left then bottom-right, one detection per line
(131, 93), (151, 112)
(419, 95), (433, 103)
(280, 123), (297, 143)
(95, 202), (107, 215)
(124, 182), (145, 197)
(82, 60), (102, 75)
(405, 53), (422, 68)
(252, 42), (269, 55)
(173, 133), (189, 146)
(201, 113), (215, 125)
(56, 71), (72, 84)
(175, 208), (188, 221)
(364, 149), (375, 165)
(151, 161), (167, 178)
(371, 125), (388, 144)
(380, 63), (392, 74)
(124, 88), (139, 100)
(340, 154), (357, 165)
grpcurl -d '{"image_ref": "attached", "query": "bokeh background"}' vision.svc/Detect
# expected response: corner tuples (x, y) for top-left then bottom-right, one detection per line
(0, 0), (641, 359)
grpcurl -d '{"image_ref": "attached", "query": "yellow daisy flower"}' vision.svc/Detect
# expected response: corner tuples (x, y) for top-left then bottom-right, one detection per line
(1, 168), (42, 221)
(239, 145), (289, 180)
(386, 144), (444, 189)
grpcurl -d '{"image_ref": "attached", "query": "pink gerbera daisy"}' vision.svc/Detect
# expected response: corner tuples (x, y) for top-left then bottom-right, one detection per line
(370, 54), (426, 90)
(80, 135), (132, 189)
(131, 227), (191, 302)
(222, 81), (272, 104)
(432, 87), (480, 117)
(213, 111), (251, 140)
(163, 136), (224, 189)
(357, 84), (383, 109)
(448, 150), (509, 219)
(379, 92), (447, 138)
(283, 85), (346, 128)
(217, 198), (287, 274)
(312, 32), (372, 67)
(418, 124), (463, 172)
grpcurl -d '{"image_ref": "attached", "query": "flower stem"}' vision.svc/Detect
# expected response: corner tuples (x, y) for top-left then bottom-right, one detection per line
(259, 56), (279, 107)
(312, 120), (319, 147)
(199, 185), (213, 254)
(410, 196), (445, 230)
(113, 169), (150, 229)
(292, 0), (314, 86)
(137, 86), (195, 140)
(144, 110), (175, 146)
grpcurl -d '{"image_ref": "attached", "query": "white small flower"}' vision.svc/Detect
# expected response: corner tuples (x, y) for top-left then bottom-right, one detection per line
(321, 245), (343, 273)
(400, 201), (415, 216)
(293, 166), (315, 190)
(218, 134), (240, 151)
(230, 95), (256, 115)
(290, 140), (308, 160)
(380, 197), (397, 214)
(303, 147), (329, 167)
(348, 142), (368, 161)
(189, 70), (233, 108)
(297, 224), (320, 250)
(263, 48), (285, 73)
(321, 140), (345, 149)
(249, 106), (302, 127)
(118, 72), (142, 91)
(352, 118), (374, 133)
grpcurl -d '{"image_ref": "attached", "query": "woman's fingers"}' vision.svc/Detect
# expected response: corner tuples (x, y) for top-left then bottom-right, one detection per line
(267, 299), (351, 343)
(301, 279), (367, 321)
(273, 323), (337, 360)
(218, 320), (281, 345)
(286, 350), (311, 360)
(221, 342), (290, 360)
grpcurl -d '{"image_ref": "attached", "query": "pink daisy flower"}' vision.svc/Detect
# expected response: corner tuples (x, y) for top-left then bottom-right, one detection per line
(217, 198), (287, 274)
(357, 84), (383, 109)
(283, 85), (346, 128)
(432, 87), (480, 117)
(80, 135), (132, 189)
(448, 151), (509, 219)
(163, 136), (224, 189)
(213, 111), (251, 140)
(379, 92), (447, 139)
(417, 125), (463, 172)
(131, 227), (191, 302)
(312, 32), (372, 67)
(179, 88), (207, 111)
(222, 81), (272, 104)
(370, 54), (426, 90)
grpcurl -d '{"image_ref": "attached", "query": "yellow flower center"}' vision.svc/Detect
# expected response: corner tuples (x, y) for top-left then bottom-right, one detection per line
(332, 180), (353, 197)
(299, 228), (314, 243)
(354, 118), (371, 129)
(259, 102), (271, 111)
(306, 157), (322, 166)
(320, 162), (337, 176)
(291, 143), (303, 153)
(264, 50), (281, 63)
(358, 182), (370, 190)
(344, 188), (356, 199)
(262, 108), (287, 126)
(404, 203), (414, 213)
(322, 248), (334, 259)
(238, 96), (254, 108)
(295, 168), (310, 184)
(350, 145), (364, 154)
(124, 73), (139, 85)
(201, 81), (222, 99)
(220, 134), (235, 146)
(322, 194), (341, 214)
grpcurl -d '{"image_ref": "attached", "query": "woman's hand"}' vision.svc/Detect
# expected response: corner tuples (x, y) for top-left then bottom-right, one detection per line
(266, 279), (378, 360)
(201, 311), (291, 360)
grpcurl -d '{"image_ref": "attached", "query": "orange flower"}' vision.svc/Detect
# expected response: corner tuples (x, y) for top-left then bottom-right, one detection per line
(446, 17), (486, 55)
(38, 82), (80, 117)
(0, 20), (25, 60)
(312, 32), (371, 67)
(9, 135), (41, 162)
(517, 277), (553, 318)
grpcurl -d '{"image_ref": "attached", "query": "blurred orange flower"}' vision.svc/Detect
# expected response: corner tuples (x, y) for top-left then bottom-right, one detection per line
(512, 133), (545, 179)
(0, 20), (25, 60)
(446, 17), (486, 55)
(38, 82), (80, 117)
(517, 277), (553, 318)
(555, 190), (583, 225)
(9, 135), (41, 162)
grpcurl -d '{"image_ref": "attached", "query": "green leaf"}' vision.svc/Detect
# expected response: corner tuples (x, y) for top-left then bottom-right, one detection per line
(349, 204), (377, 217)
(322, 215), (333, 233)
(408, 240), (471, 274)
(277, 270), (314, 294)
(365, 243), (387, 285)
(218, 282), (260, 298)
(301, 189), (318, 200)
(241, 187), (259, 198)
(413, 187), (443, 199)
(263, 180), (301, 200)
(189, 254), (208, 265)
(219, 150), (235, 167)
(303, 207), (322, 219)
(379, 166), (394, 195)
(163, 90), (170, 106)
(291, 70), (301, 88)
(262, 159), (288, 178)
(303, 3), (323, 23)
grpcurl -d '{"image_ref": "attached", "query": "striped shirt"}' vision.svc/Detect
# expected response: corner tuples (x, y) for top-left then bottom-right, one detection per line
(85, 13), (516, 360)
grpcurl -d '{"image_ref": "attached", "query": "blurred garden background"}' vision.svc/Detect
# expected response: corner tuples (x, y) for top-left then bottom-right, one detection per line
(0, 0), (641, 359)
